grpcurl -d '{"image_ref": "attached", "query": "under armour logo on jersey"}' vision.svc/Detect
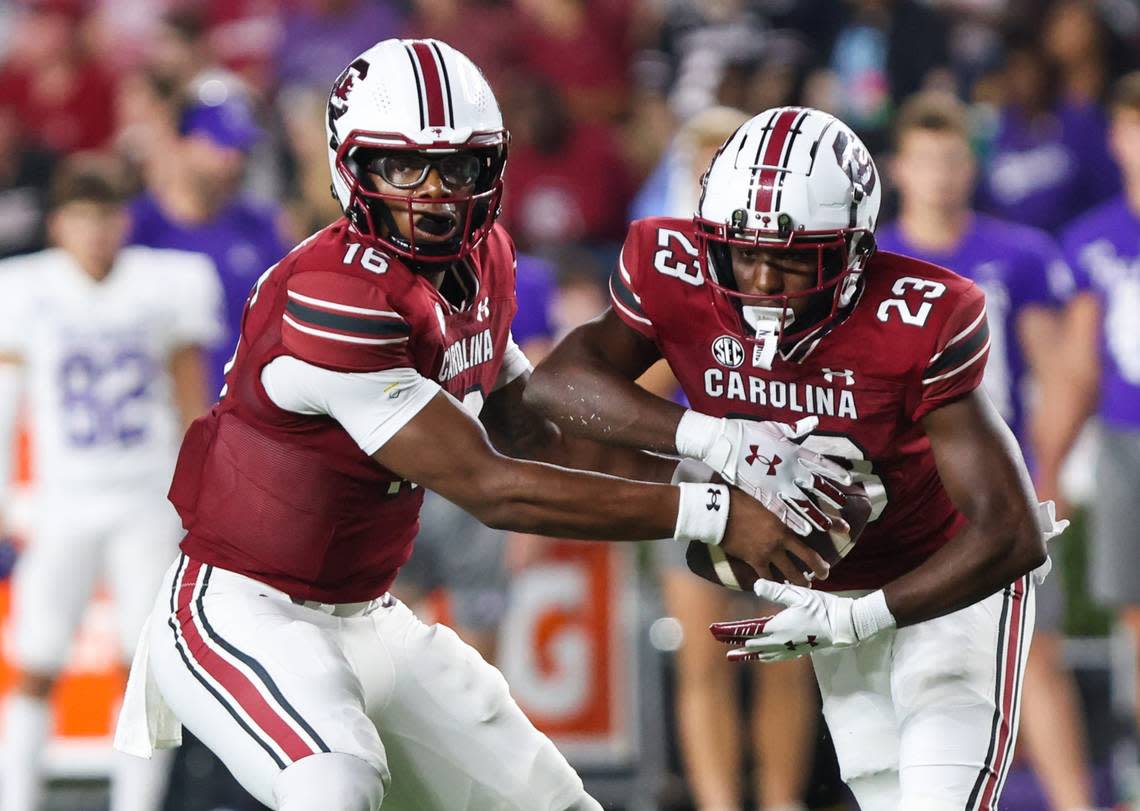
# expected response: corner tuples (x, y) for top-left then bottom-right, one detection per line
(822, 368), (855, 385)
(476, 298), (491, 322)
(706, 488), (722, 511)
(745, 448), (782, 476)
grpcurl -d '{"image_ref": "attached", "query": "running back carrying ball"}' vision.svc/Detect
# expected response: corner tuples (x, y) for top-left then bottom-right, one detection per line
(687, 479), (872, 590)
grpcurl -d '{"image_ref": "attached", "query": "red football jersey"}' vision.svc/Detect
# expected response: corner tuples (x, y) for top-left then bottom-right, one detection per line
(611, 217), (991, 591)
(171, 219), (518, 602)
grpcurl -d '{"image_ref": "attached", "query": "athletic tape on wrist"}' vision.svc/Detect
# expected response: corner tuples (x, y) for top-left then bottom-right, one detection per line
(675, 410), (735, 477)
(675, 410), (722, 459)
(673, 482), (730, 546)
(852, 589), (896, 641)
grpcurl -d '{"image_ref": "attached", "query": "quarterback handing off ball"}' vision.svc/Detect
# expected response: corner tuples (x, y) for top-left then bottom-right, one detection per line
(687, 479), (872, 590)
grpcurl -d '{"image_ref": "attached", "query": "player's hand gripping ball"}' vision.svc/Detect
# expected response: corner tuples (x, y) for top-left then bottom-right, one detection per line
(686, 475), (872, 591)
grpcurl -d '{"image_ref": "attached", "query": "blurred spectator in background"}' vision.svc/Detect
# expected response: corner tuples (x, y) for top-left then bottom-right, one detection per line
(0, 0), (117, 155)
(275, 82), (342, 242)
(513, 0), (634, 123)
(404, 0), (523, 94)
(275, 0), (405, 91)
(642, 0), (772, 123)
(145, 7), (219, 93)
(503, 78), (633, 257)
(196, 0), (282, 95)
(548, 260), (608, 338)
(1041, 0), (1134, 110)
(628, 0), (818, 183)
(631, 105), (749, 222)
(112, 70), (181, 177)
(814, 0), (952, 152)
(128, 92), (287, 396)
(1057, 72), (1140, 784)
(0, 152), (221, 811)
(0, 105), (55, 259)
(977, 31), (1120, 234)
(877, 92), (1098, 811)
(512, 253), (559, 360)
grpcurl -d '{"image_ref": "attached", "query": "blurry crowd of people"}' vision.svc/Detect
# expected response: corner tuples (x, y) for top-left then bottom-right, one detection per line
(0, 0), (1137, 301)
(0, 0), (1139, 809)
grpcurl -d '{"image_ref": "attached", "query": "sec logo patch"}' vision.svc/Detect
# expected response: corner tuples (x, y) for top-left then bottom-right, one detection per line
(711, 335), (745, 369)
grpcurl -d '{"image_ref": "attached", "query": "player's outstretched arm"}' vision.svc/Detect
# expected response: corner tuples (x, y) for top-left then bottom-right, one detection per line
(525, 308), (684, 453)
(885, 390), (1047, 625)
(527, 308), (853, 537)
(479, 370), (679, 484)
(374, 389), (828, 584)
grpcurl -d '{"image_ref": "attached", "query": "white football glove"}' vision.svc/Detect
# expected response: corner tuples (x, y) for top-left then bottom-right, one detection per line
(1030, 500), (1070, 584)
(676, 412), (852, 537)
(709, 579), (896, 662)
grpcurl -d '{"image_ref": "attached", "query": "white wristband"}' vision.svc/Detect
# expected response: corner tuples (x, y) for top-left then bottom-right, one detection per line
(675, 410), (735, 476)
(673, 482), (730, 546)
(852, 589), (896, 641)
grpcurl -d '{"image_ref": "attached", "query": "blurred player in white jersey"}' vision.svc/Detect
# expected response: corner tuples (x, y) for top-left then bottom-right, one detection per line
(0, 154), (223, 811)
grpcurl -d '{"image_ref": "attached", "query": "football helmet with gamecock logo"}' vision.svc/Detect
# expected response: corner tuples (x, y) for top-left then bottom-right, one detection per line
(696, 107), (881, 368)
(325, 38), (508, 263)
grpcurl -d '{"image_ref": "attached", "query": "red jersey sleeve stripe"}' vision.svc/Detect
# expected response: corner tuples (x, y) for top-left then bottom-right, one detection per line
(617, 250), (642, 303)
(282, 313), (410, 346)
(609, 270), (651, 325)
(928, 304), (987, 364)
(284, 299), (410, 339)
(286, 289), (402, 319)
(924, 306), (990, 384)
(923, 332), (990, 385)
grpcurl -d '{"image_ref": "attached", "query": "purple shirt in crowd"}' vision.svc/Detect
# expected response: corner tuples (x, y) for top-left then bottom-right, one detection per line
(877, 215), (1068, 453)
(128, 192), (287, 397)
(978, 102), (1120, 235)
(1061, 195), (1140, 430)
(512, 254), (556, 346)
(276, 2), (405, 89)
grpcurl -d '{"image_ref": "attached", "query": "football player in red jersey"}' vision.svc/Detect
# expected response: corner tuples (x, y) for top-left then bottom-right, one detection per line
(112, 42), (847, 811)
(527, 107), (1066, 810)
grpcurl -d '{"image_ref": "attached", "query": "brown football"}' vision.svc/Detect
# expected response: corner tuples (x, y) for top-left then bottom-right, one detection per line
(686, 482), (873, 591)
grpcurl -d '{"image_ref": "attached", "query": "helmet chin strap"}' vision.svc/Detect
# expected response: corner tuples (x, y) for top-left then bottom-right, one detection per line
(741, 305), (795, 370)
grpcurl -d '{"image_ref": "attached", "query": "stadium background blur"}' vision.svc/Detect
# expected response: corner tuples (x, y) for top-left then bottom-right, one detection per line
(0, 0), (1137, 809)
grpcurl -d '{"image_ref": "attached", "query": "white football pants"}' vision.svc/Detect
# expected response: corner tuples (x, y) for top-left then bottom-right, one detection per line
(813, 577), (1035, 811)
(126, 555), (599, 811)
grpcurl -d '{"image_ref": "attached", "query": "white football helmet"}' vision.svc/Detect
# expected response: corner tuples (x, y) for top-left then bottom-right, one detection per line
(325, 38), (508, 262)
(695, 107), (880, 364)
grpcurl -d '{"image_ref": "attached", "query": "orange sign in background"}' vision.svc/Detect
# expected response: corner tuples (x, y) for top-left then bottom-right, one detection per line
(499, 540), (638, 764)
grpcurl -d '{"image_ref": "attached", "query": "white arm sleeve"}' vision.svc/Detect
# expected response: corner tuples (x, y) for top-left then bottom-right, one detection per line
(493, 332), (532, 391)
(261, 356), (442, 455)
